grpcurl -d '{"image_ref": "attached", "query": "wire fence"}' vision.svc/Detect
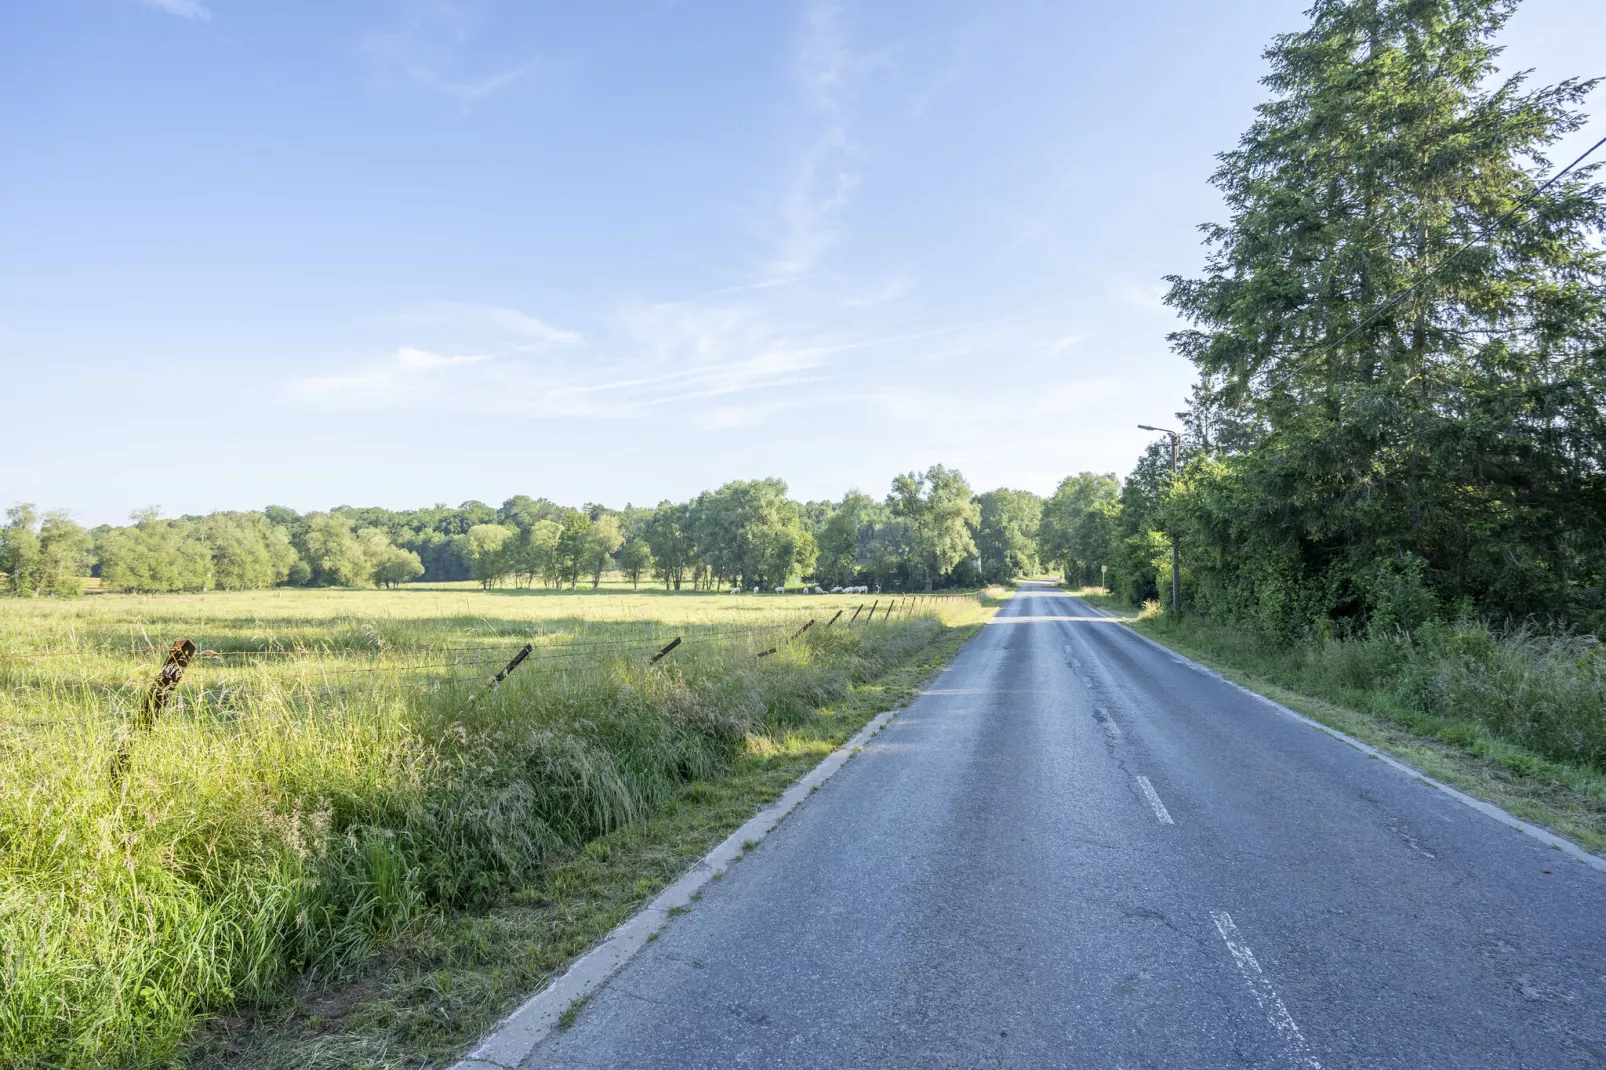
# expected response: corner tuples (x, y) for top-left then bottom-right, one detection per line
(0, 594), (977, 743)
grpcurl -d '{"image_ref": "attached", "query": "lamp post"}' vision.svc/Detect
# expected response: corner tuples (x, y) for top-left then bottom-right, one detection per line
(1137, 424), (1181, 616)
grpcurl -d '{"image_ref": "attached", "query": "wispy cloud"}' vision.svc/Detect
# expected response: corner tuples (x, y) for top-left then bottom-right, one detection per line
(1117, 282), (1174, 318)
(361, 1), (530, 103)
(773, 0), (866, 275)
(392, 303), (581, 348)
(842, 270), (913, 308)
(292, 347), (495, 405)
(138, 0), (211, 20)
(292, 292), (872, 422)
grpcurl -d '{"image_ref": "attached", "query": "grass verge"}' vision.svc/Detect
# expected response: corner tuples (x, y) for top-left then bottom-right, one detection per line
(1069, 588), (1606, 856)
(181, 620), (981, 1070)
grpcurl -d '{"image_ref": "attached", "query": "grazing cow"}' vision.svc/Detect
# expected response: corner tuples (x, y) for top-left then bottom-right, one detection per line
(831, 586), (843, 594)
(729, 586), (740, 594)
(775, 586), (785, 594)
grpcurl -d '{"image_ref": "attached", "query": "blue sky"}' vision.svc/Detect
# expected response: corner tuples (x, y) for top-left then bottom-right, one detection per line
(3, 0), (1602, 526)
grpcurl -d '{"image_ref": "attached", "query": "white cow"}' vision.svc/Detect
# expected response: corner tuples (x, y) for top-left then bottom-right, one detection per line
(775, 586), (785, 594)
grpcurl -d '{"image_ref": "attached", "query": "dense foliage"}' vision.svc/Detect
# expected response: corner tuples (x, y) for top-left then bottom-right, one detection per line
(1164, 0), (1606, 638)
(1042, 0), (1606, 642)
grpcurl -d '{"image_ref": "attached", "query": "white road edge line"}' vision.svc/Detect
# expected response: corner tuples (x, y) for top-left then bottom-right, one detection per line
(450, 700), (913, 1069)
(1073, 597), (1606, 873)
(1135, 775), (1174, 824)
(1210, 911), (1323, 1070)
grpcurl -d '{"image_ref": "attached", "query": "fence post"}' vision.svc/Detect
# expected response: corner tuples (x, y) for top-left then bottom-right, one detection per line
(867, 599), (879, 621)
(790, 619), (816, 640)
(490, 643), (534, 690)
(113, 638), (197, 781)
(884, 600), (896, 620)
(825, 609), (844, 628)
(136, 638), (197, 732)
(849, 603), (865, 623)
(649, 637), (682, 663)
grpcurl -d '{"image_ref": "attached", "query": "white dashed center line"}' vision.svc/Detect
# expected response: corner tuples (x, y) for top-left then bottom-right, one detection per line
(1210, 911), (1322, 1070)
(1135, 775), (1174, 824)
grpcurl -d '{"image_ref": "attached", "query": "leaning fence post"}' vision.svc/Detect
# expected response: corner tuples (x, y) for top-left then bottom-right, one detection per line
(885, 600), (896, 620)
(137, 639), (197, 731)
(490, 643), (534, 690)
(113, 638), (197, 782)
(825, 609), (844, 628)
(849, 603), (865, 623)
(790, 619), (815, 640)
(649, 637), (682, 663)
(867, 599), (879, 621)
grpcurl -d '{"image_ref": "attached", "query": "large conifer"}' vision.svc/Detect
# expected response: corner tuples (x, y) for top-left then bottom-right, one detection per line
(1166, 0), (1606, 622)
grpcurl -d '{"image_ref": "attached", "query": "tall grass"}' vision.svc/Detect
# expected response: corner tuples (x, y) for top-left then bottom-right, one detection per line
(0, 586), (975, 1069)
(1112, 599), (1606, 775)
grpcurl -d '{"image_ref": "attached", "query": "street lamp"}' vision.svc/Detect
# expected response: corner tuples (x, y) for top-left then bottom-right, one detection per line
(1137, 424), (1181, 616)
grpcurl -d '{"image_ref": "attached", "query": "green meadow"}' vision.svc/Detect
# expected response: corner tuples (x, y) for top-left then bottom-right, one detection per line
(0, 582), (987, 1068)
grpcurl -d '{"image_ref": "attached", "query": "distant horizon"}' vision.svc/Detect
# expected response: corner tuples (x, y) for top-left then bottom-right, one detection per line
(30, 461), (1091, 529)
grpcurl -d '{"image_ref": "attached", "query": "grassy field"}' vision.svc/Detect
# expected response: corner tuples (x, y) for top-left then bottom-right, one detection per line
(0, 581), (989, 1069)
(1067, 588), (1606, 856)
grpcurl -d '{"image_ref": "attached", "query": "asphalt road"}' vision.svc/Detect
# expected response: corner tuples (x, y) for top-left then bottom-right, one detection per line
(522, 582), (1606, 1069)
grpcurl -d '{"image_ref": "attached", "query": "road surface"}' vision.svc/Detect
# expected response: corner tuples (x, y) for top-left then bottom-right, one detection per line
(521, 582), (1606, 1069)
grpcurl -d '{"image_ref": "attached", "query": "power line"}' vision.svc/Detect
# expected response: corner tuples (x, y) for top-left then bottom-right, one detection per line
(1266, 131), (1606, 390)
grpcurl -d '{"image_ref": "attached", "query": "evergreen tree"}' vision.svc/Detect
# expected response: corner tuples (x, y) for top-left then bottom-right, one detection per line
(1165, 0), (1606, 628)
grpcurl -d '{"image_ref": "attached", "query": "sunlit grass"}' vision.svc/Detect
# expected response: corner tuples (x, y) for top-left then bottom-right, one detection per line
(0, 582), (984, 1069)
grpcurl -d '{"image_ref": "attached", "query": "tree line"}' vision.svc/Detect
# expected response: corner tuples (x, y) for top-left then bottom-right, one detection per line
(0, 464), (1060, 596)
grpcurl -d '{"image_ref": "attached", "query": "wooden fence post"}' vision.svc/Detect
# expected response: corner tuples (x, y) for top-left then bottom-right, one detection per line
(136, 639), (197, 732)
(649, 637), (682, 663)
(113, 638), (197, 782)
(849, 603), (865, 623)
(867, 599), (879, 621)
(884, 600), (895, 620)
(825, 609), (844, 628)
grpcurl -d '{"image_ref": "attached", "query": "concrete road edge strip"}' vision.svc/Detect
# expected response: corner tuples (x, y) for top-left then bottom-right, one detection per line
(1073, 597), (1606, 874)
(449, 702), (908, 1069)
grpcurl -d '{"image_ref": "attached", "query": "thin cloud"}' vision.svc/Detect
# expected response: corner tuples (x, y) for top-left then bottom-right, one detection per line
(773, 0), (863, 275)
(138, 0), (211, 19)
(292, 347), (493, 402)
(433, 303), (580, 345)
(361, 1), (530, 103)
(842, 271), (914, 308)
